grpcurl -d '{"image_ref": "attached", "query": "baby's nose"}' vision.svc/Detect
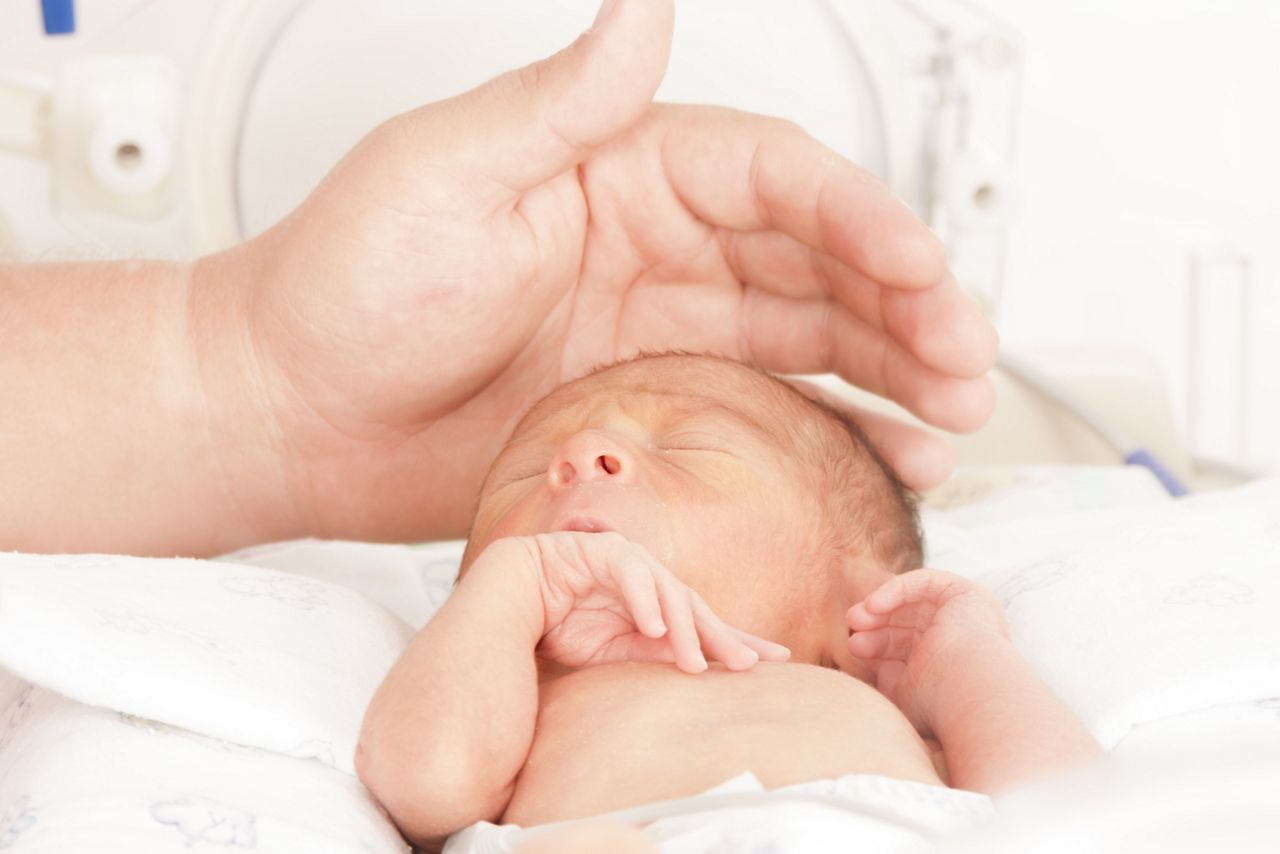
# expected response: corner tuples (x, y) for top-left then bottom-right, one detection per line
(548, 430), (637, 492)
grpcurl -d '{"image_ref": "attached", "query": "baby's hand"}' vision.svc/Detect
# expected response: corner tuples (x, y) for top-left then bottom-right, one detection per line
(493, 532), (790, 674)
(847, 569), (1008, 734)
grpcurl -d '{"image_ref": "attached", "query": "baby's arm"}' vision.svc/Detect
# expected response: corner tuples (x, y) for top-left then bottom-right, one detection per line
(923, 629), (1103, 792)
(358, 533), (785, 848)
(356, 537), (545, 846)
(848, 570), (1103, 794)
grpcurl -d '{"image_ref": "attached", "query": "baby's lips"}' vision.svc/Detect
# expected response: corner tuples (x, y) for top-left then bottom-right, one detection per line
(552, 513), (618, 534)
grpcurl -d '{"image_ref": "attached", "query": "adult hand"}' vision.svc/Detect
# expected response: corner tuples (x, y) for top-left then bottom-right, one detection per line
(198, 0), (997, 543)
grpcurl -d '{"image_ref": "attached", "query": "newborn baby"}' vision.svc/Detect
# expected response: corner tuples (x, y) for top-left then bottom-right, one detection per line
(357, 354), (1100, 852)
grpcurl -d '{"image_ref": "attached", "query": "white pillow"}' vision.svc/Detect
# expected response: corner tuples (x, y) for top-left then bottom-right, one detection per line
(924, 478), (1280, 749)
(0, 553), (414, 775)
(218, 538), (465, 629)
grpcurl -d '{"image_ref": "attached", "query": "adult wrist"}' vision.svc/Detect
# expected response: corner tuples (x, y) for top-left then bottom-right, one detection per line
(184, 242), (309, 548)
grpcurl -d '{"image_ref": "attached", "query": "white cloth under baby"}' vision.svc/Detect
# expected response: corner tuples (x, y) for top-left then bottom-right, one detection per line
(0, 552), (414, 776)
(0, 552), (417, 852)
(0, 671), (406, 853)
(444, 772), (995, 854)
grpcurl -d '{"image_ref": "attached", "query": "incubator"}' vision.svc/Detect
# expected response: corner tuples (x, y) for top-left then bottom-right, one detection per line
(1, 5), (1278, 852)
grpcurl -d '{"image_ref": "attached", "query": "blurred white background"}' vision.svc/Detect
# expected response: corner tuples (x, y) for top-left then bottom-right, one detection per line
(979, 0), (1280, 472)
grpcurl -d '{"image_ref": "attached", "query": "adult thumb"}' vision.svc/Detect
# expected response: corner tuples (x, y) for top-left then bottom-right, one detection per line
(404, 0), (674, 198)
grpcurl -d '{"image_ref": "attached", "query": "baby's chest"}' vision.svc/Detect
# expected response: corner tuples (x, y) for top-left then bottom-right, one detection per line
(503, 663), (944, 826)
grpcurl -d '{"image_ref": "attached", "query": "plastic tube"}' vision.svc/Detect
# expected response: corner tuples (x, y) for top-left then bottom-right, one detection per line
(997, 351), (1191, 497)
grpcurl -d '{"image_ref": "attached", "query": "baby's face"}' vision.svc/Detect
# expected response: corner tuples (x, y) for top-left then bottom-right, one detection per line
(465, 357), (847, 663)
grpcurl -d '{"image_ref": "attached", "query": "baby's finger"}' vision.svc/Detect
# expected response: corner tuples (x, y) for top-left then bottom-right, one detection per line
(654, 575), (707, 673)
(606, 635), (678, 665)
(689, 595), (759, 671)
(848, 626), (917, 661)
(875, 659), (907, 699)
(865, 570), (954, 614)
(731, 630), (792, 662)
(610, 555), (667, 639)
(846, 601), (891, 631)
(696, 625), (758, 671)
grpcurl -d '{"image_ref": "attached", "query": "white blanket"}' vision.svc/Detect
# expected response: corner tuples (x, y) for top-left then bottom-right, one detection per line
(0, 673), (405, 853)
(2, 470), (1279, 852)
(927, 476), (1280, 748)
(0, 554), (413, 775)
(0, 555), (414, 852)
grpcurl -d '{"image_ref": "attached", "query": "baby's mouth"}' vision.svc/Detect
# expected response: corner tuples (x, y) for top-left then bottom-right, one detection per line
(551, 514), (617, 535)
(542, 488), (675, 566)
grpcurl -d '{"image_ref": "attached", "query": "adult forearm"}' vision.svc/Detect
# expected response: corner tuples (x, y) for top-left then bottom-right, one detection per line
(0, 254), (298, 556)
(929, 636), (1103, 794)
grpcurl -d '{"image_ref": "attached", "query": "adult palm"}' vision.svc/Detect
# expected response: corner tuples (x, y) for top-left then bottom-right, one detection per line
(211, 0), (996, 542)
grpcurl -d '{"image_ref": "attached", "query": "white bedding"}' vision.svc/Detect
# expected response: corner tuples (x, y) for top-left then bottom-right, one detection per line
(926, 474), (1280, 749)
(0, 674), (404, 853)
(2, 467), (1278, 852)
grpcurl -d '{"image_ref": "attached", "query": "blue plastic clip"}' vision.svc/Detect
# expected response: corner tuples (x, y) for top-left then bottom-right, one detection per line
(41, 0), (76, 35)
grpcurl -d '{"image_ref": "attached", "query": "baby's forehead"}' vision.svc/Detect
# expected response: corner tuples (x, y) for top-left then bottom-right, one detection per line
(513, 356), (787, 440)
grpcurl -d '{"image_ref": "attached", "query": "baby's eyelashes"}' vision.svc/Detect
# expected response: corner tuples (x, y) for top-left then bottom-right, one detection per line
(657, 423), (741, 453)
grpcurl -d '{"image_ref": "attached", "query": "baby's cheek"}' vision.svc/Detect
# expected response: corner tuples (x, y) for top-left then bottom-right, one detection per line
(477, 484), (548, 538)
(461, 500), (531, 570)
(486, 510), (528, 542)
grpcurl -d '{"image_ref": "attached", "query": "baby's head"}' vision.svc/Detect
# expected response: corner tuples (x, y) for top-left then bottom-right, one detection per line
(463, 353), (921, 674)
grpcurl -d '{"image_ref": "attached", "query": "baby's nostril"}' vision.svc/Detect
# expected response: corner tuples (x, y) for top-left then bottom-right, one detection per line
(597, 454), (621, 475)
(557, 461), (576, 484)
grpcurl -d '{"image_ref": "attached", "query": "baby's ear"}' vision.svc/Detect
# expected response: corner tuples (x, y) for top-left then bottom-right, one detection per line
(825, 557), (896, 683)
(837, 557), (896, 611)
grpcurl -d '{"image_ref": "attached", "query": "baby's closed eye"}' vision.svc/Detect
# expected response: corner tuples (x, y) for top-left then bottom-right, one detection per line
(658, 429), (737, 454)
(500, 463), (547, 485)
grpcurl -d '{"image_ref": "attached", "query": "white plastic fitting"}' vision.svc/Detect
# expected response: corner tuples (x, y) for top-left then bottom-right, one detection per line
(49, 56), (181, 220)
(942, 151), (1020, 232)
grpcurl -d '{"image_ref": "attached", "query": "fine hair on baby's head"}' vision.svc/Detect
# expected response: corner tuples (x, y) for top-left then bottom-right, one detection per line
(695, 357), (924, 578)
(786, 389), (923, 577)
